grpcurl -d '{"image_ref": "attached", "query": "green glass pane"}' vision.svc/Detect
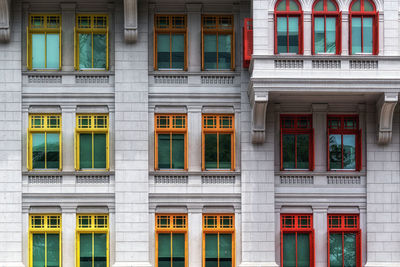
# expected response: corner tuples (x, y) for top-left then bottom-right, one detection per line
(327, 0), (337, 11)
(364, 0), (374, 11)
(326, 17), (336, 53)
(80, 133), (93, 169)
(94, 134), (107, 168)
(329, 233), (343, 267)
(343, 134), (356, 169)
(157, 34), (171, 69)
(158, 234), (171, 267)
(219, 134), (231, 169)
(80, 233), (93, 267)
(363, 17), (373, 53)
(204, 34), (217, 69)
(314, 0), (323, 11)
(172, 134), (184, 169)
(314, 17), (325, 53)
(46, 34), (59, 69)
(276, 0), (286, 11)
(288, 17), (299, 53)
(94, 233), (107, 267)
(93, 34), (107, 69)
(171, 34), (185, 69)
(351, 17), (361, 54)
(32, 133), (45, 169)
(158, 134), (171, 169)
(297, 233), (310, 267)
(282, 134), (295, 169)
(172, 234), (185, 267)
(289, 0), (300, 11)
(220, 234), (232, 267)
(351, 0), (361, 11)
(32, 34), (46, 69)
(283, 233), (296, 267)
(79, 33), (92, 69)
(329, 134), (342, 169)
(47, 233), (60, 267)
(344, 233), (357, 267)
(205, 234), (218, 267)
(46, 133), (59, 169)
(205, 134), (218, 169)
(218, 34), (231, 69)
(277, 17), (288, 53)
(297, 134), (309, 169)
(32, 234), (45, 267)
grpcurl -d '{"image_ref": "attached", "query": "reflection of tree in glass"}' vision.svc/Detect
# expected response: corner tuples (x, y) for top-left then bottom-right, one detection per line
(329, 135), (341, 168)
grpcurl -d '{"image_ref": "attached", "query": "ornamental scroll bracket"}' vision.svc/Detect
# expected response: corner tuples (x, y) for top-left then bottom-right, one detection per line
(124, 0), (138, 43)
(250, 92), (268, 144)
(376, 92), (398, 145)
(0, 0), (11, 42)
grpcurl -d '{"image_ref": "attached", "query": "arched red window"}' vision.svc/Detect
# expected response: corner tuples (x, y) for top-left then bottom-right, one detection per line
(274, 0), (303, 54)
(349, 0), (378, 55)
(312, 0), (341, 54)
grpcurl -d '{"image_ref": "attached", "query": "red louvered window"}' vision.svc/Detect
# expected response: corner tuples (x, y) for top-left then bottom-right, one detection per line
(243, 18), (253, 68)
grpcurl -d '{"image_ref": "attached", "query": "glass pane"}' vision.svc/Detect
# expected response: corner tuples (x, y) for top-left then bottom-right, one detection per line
(79, 33), (92, 69)
(219, 134), (232, 169)
(79, 133), (93, 169)
(218, 34), (232, 69)
(171, 34), (185, 69)
(158, 134), (171, 169)
(283, 233), (296, 267)
(158, 233), (171, 267)
(47, 233), (60, 267)
(297, 233), (310, 267)
(288, 17), (299, 53)
(344, 233), (357, 267)
(327, 0), (337, 11)
(32, 133), (45, 169)
(204, 34), (217, 69)
(326, 17), (336, 53)
(46, 133), (59, 169)
(205, 134), (218, 169)
(205, 234), (218, 267)
(172, 234), (185, 267)
(32, 234), (45, 267)
(314, 0), (323, 11)
(172, 134), (185, 169)
(277, 17), (287, 53)
(276, 0), (286, 11)
(94, 233), (107, 267)
(94, 134), (107, 168)
(363, 17), (373, 53)
(157, 34), (170, 69)
(329, 134), (342, 169)
(80, 233), (93, 267)
(46, 34), (60, 69)
(282, 134), (295, 169)
(93, 34), (107, 69)
(329, 233), (343, 267)
(364, 0), (374, 11)
(297, 134), (309, 169)
(289, 0), (300, 11)
(314, 17), (325, 53)
(343, 134), (356, 169)
(220, 234), (232, 267)
(351, 17), (362, 54)
(351, 0), (361, 11)
(32, 34), (46, 69)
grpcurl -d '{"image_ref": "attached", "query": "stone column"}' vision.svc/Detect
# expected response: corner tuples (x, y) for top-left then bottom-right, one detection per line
(186, 4), (202, 72)
(62, 207), (76, 267)
(312, 104), (328, 172)
(62, 106), (75, 171)
(303, 12), (312, 55)
(188, 207), (202, 267)
(61, 3), (76, 71)
(313, 207), (328, 267)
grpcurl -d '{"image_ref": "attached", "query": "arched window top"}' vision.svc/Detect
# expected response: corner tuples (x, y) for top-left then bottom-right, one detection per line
(313, 0), (339, 12)
(275, 0), (302, 12)
(350, 0), (376, 12)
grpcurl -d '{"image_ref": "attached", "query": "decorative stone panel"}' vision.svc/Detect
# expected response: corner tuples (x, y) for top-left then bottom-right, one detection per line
(76, 174), (110, 184)
(28, 175), (62, 184)
(201, 75), (235, 85)
(279, 175), (314, 184)
(28, 74), (62, 84)
(75, 75), (110, 84)
(274, 59), (304, 69)
(154, 75), (188, 84)
(312, 59), (341, 69)
(201, 175), (236, 184)
(154, 174), (188, 184)
(349, 60), (378, 69)
(327, 175), (361, 184)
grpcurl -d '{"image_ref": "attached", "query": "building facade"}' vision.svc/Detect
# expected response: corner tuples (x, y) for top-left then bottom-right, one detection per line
(0, 0), (399, 266)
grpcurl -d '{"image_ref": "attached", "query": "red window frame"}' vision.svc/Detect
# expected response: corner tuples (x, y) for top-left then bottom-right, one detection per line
(280, 115), (314, 171)
(349, 0), (379, 55)
(312, 0), (342, 55)
(274, 0), (304, 54)
(280, 214), (315, 267)
(327, 214), (361, 267)
(327, 115), (362, 171)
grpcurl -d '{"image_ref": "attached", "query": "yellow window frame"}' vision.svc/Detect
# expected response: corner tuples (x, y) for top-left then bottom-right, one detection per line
(74, 14), (109, 71)
(76, 214), (109, 267)
(29, 214), (62, 267)
(75, 114), (109, 171)
(154, 114), (188, 170)
(27, 114), (62, 170)
(27, 14), (62, 70)
(155, 214), (188, 267)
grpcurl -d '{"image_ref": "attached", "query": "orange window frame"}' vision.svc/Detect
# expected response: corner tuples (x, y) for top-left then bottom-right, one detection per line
(202, 114), (235, 171)
(201, 15), (235, 70)
(154, 114), (188, 170)
(154, 15), (188, 70)
(202, 214), (235, 267)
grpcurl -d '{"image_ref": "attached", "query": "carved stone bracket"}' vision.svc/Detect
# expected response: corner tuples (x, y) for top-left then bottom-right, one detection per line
(0, 0), (11, 42)
(250, 92), (268, 144)
(124, 0), (138, 43)
(376, 92), (398, 145)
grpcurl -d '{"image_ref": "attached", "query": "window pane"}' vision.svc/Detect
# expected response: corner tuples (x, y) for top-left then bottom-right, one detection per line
(282, 134), (295, 169)
(93, 34), (107, 69)
(47, 233), (60, 267)
(46, 34), (60, 69)
(329, 134), (342, 169)
(32, 133), (45, 169)
(205, 234), (218, 267)
(343, 134), (356, 169)
(297, 233), (310, 267)
(351, 17), (362, 54)
(80, 133), (93, 169)
(276, 0), (286, 11)
(172, 134), (185, 169)
(219, 134), (232, 169)
(220, 234), (232, 267)
(288, 17), (299, 53)
(326, 17), (336, 53)
(314, 17), (325, 54)
(277, 17), (287, 53)
(32, 234), (45, 267)
(283, 233), (296, 267)
(327, 0), (337, 11)
(297, 134), (309, 169)
(218, 34), (232, 69)
(158, 233), (171, 267)
(204, 34), (217, 69)
(351, 0), (361, 11)
(314, 0), (323, 11)
(289, 0), (300, 11)
(157, 34), (170, 69)
(363, 17), (373, 53)
(172, 233), (185, 267)
(46, 133), (59, 169)
(329, 233), (343, 267)
(32, 34), (46, 69)
(79, 33), (92, 69)
(94, 233), (107, 267)
(80, 233), (93, 267)
(344, 233), (357, 267)
(205, 134), (218, 169)
(94, 134), (107, 168)
(171, 34), (185, 69)
(158, 134), (171, 169)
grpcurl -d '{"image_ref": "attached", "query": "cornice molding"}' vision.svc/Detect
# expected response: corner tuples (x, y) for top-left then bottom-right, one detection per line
(376, 92), (398, 145)
(0, 0), (11, 42)
(124, 0), (138, 43)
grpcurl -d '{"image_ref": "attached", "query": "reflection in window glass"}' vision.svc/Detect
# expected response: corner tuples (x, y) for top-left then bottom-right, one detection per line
(351, 18), (362, 54)
(329, 134), (342, 170)
(288, 17), (299, 53)
(363, 18), (373, 53)
(277, 17), (288, 53)
(343, 135), (356, 169)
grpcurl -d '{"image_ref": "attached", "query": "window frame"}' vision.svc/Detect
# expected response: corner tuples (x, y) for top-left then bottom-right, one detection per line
(311, 0), (342, 55)
(327, 214), (361, 267)
(75, 114), (109, 171)
(349, 0), (378, 55)
(274, 0), (304, 54)
(27, 14), (62, 70)
(201, 15), (235, 70)
(74, 14), (109, 70)
(280, 114), (314, 171)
